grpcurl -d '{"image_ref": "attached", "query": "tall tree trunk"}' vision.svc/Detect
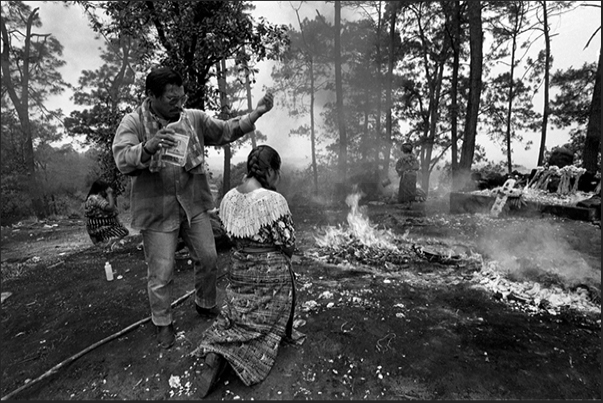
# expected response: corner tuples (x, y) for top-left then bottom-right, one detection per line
(505, 33), (517, 174)
(222, 144), (232, 196)
(504, 4), (523, 174)
(450, 0), (461, 175)
(242, 50), (257, 149)
(335, 0), (348, 197)
(420, 3), (452, 194)
(383, 3), (398, 184)
(217, 59), (231, 196)
(457, 0), (483, 189)
(310, 58), (318, 195)
(583, 47), (601, 175)
(293, 8), (319, 194)
(537, 1), (551, 167)
(422, 61), (445, 193)
(374, 0), (384, 176)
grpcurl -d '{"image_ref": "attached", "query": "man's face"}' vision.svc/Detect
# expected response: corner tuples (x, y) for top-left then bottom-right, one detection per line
(149, 84), (187, 120)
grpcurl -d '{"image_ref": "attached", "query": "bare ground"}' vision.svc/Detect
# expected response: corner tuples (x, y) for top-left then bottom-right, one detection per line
(1, 194), (600, 400)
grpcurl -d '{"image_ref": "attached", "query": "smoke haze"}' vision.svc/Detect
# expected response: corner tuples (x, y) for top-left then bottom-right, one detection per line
(476, 220), (600, 289)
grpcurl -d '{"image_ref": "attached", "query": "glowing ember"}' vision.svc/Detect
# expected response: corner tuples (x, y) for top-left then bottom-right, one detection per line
(315, 193), (399, 250)
(472, 261), (600, 315)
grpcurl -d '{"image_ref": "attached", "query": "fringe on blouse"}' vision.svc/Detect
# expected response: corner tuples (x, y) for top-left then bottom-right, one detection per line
(219, 188), (291, 239)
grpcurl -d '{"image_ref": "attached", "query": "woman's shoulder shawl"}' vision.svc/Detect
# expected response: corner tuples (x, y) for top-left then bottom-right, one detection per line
(219, 188), (291, 238)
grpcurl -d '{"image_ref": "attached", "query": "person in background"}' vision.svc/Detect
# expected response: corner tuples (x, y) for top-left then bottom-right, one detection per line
(112, 66), (274, 349)
(191, 145), (305, 398)
(83, 179), (129, 251)
(395, 141), (420, 209)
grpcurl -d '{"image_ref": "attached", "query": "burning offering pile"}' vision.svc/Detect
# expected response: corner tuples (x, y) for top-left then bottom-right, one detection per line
(316, 239), (411, 267)
(314, 193), (414, 267)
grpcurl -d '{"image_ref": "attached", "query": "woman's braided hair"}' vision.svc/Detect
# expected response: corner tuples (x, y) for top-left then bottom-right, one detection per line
(246, 145), (281, 191)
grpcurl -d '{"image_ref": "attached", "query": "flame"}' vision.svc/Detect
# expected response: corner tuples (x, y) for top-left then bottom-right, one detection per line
(315, 193), (399, 250)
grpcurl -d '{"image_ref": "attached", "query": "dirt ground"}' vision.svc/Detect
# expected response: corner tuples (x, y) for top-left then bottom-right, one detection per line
(1, 193), (601, 400)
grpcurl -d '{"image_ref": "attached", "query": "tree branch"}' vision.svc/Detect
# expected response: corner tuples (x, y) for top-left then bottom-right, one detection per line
(145, 1), (173, 54)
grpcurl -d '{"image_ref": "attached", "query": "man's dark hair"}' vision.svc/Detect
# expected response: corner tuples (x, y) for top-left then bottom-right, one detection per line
(401, 142), (413, 153)
(145, 67), (183, 97)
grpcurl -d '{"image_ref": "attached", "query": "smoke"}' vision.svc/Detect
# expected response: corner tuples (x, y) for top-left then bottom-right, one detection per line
(476, 220), (600, 289)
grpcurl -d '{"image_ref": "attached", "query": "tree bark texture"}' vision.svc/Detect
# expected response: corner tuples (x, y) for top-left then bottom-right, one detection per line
(537, 1), (551, 167)
(459, 1), (483, 172)
(582, 47), (601, 175)
(335, 1), (348, 193)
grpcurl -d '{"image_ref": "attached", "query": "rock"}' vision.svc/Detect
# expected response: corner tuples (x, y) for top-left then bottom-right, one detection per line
(548, 146), (574, 169)
(576, 194), (601, 209)
(1, 291), (12, 303)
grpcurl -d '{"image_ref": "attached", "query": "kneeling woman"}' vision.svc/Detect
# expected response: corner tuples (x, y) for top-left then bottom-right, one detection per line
(192, 145), (305, 397)
(84, 179), (129, 250)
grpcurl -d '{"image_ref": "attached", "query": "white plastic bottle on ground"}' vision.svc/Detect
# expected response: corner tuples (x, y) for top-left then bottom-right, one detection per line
(104, 261), (114, 281)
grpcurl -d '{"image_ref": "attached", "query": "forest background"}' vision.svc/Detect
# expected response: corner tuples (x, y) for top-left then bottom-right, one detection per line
(1, 0), (601, 225)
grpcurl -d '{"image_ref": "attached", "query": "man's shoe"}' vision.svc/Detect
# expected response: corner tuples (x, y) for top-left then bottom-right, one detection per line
(156, 324), (175, 349)
(198, 353), (228, 398)
(195, 304), (220, 318)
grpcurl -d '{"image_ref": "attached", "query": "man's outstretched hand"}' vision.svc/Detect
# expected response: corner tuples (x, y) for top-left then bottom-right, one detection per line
(256, 92), (274, 116)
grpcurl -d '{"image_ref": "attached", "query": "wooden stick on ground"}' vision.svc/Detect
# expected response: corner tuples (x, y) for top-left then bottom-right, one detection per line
(0, 289), (196, 401)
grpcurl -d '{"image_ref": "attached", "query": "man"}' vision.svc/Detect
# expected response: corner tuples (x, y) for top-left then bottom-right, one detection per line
(113, 66), (274, 349)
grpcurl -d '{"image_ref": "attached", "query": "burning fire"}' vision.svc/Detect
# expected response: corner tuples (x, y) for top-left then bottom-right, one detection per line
(310, 193), (600, 318)
(314, 193), (400, 251)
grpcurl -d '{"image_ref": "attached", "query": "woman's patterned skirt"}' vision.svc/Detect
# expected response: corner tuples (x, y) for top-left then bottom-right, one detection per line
(192, 250), (305, 386)
(86, 216), (129, 245)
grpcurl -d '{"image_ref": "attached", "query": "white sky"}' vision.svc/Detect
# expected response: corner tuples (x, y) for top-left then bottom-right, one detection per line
(25, 0), (602, 173)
